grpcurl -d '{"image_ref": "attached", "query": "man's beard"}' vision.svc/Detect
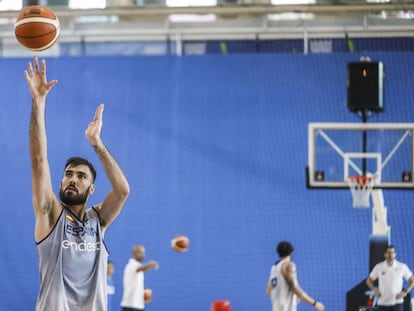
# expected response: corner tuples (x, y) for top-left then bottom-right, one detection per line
(59, 186), (90, 206)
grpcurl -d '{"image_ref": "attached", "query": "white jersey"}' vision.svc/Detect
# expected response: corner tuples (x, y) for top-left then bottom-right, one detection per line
(269, 258), (298, 311)
(369, 260), (413, 306)
(120, 258), (145, 309)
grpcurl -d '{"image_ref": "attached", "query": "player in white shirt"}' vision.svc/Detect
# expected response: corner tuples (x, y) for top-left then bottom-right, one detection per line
(367, 245), (414, 311)
(266, 241), (325, 311)
(121, 245), (159, 311)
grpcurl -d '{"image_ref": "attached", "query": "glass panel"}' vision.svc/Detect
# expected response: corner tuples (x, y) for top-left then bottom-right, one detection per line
(0, 0), (22, 10)
(69, 0), (106, 9)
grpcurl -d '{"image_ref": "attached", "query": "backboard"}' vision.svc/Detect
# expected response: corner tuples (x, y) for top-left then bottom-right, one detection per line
(307, 122), (414, 189)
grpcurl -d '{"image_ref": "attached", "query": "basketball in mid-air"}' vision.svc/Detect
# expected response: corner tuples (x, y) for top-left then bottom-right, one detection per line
(171, 235), (190, 252)
(14, 5), (60, 51)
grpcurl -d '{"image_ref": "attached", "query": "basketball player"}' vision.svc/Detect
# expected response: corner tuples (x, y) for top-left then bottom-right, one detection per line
(24, 56), (130, 311)
(121, 245), (159, 311)
(266, 241), (325, 311)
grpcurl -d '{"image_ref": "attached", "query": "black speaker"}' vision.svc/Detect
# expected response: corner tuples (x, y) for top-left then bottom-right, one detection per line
(347, 62), (384, 113)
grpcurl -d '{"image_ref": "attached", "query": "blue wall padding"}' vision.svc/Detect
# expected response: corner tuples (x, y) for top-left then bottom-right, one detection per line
(1, 52), (414, 310)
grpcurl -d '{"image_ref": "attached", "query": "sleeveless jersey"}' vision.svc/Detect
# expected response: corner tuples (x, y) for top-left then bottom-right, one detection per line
(36, 206), (108, 311)
(269, 258), (298, 311)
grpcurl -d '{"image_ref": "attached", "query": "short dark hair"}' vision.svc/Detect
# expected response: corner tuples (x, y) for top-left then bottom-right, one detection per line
(386, 245), (396, 251)
(277, 241), (294, 257)
(64, 157), (96, 182)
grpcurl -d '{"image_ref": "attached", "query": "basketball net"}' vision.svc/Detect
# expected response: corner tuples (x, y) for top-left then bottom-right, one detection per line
(347, 176), (376, 208)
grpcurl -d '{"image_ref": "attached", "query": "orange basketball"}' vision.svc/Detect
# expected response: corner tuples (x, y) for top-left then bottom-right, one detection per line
(171, 235), (189, 252)
(144, 288), (152, 303)
(14, 5), (60, 51)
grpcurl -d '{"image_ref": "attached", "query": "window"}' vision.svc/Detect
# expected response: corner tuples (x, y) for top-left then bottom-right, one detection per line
(271, 0), (315, 4)
(167, 0), (216, 7)
(0, 0), (22, 10)
(69, 0), (106, 9)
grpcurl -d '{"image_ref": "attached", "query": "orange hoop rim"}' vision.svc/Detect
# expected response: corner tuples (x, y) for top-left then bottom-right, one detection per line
(347, 175), (376, 185)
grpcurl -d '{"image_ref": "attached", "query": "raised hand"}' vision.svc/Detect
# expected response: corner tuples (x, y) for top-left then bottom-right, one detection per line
(85, 103), (104, 147)
(24, 56), (57, 101)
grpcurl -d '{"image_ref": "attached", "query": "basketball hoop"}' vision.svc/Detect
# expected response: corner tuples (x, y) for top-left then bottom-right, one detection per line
(347, 175), (376, 208)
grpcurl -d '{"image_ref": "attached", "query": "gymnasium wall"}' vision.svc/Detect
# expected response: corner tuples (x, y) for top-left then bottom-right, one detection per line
(0, 52), (414, 310)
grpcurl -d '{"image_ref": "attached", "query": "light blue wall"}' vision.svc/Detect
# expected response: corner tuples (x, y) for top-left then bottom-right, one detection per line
(1, 53), (414, 310)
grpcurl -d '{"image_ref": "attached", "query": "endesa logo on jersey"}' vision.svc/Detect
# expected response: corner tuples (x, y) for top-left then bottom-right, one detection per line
(62, 239), (101, 252)
(62, 222), (101, 252)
